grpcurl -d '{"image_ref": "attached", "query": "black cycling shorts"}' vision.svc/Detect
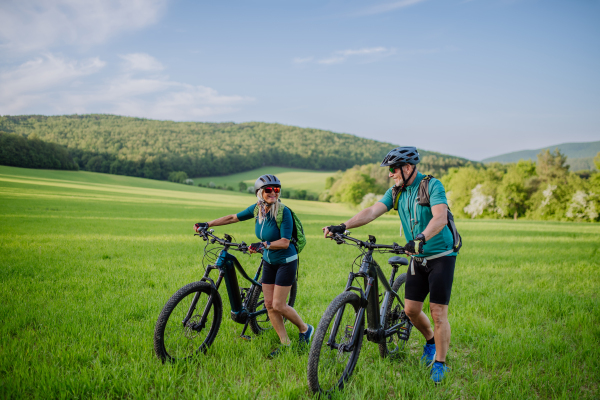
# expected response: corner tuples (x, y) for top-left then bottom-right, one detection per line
(405, 255), (456, 305)
(262, 259), (297, 286)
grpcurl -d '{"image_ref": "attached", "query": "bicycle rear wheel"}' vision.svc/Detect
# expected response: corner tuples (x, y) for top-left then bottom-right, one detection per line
(307, 291), (364, 395)
(378, 273), (412, 359)
(153, 281), (222, 362)
(247, 279), (297, 335)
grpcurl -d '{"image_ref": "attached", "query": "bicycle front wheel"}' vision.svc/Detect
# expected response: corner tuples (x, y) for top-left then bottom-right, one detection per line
(307, 291), (364, 395)
(378, 272), (412, 359)
(153, 281), (222, 362)
(247, 279), (297, 335)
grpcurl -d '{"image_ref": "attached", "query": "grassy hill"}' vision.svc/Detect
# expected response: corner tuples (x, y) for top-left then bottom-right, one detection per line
(1, 165), (599, 398)
(482, 140), (600, 170)
(0, 114), (473, 180)
(192, 167), (336, 197)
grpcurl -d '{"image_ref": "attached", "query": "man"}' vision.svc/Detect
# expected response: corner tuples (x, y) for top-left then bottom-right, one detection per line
(323, 146), (457, 383)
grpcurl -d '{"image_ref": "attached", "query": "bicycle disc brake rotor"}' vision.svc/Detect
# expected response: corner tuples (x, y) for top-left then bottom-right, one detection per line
(183, 315), (202, 339)
(336, 325), (354, 362)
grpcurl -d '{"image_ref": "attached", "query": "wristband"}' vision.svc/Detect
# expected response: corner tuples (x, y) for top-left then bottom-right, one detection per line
(265, 241), (271, 250)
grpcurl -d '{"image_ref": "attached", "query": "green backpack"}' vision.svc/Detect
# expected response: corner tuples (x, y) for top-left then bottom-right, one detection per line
(253, 203), (307, 254)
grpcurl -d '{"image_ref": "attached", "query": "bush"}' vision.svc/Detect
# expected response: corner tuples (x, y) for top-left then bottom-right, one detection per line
(168, 171), (188, 183)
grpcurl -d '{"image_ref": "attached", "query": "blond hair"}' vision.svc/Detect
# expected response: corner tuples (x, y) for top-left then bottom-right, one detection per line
(256, 189), (281, 223)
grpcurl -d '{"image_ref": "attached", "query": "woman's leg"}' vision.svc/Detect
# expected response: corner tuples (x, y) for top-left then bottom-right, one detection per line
(272, 285), (308, 334)
(262, 283), (291, 345)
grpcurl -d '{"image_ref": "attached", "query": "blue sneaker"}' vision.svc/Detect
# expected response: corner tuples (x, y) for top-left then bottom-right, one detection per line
(421, 343), (436, 367)
(299, 324), (314, 346)
(430, 361), (450, 383)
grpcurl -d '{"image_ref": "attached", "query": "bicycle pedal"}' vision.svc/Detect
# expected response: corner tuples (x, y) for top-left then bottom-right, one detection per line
(240, 335), (252, 341)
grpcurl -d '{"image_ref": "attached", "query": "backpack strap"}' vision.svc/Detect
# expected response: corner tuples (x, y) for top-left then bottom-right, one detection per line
(417, 175), (434, 207)
(253, 202), (284, 230)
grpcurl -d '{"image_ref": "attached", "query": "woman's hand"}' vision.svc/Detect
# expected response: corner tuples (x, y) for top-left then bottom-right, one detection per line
(248, 242), (264, 254)
(194, 222), (209, 232)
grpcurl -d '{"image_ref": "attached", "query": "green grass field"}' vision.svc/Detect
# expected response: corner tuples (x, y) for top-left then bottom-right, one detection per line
(1, 165), (599, 399)
(192, 167), (337, 196)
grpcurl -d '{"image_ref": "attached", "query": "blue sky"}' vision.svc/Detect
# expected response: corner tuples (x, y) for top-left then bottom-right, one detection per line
(0, 0), (598, 160)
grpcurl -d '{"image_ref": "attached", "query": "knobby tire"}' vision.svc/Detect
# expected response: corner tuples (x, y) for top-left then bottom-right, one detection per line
(153, 281), (222, 362)
(307, 291), (364, 396)
(247, 279), (298, 335)
(378, 272), (412, 359)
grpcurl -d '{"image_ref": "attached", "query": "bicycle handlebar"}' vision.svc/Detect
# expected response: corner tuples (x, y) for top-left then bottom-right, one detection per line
(195, 228), (259, 254)
(329, 231), (405, 254)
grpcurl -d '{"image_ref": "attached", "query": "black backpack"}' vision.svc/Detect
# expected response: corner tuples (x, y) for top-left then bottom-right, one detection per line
(393, 175), (462, 253)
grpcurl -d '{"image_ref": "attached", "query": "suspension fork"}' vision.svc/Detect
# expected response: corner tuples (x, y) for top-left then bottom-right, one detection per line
(328, 272), (375, 351)
(184, 257), (224, 328)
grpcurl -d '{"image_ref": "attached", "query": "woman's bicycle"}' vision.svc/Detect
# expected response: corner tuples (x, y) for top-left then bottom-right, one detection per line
(153, 228), (297, 362)
(307, 231), (412, 395)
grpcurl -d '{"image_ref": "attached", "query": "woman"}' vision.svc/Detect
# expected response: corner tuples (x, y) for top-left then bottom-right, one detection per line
(194, 174), (313, 356)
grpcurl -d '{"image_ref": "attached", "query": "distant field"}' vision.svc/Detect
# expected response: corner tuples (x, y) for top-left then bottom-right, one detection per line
(1, 165), (599, 399)
(192, 167), (337, 195)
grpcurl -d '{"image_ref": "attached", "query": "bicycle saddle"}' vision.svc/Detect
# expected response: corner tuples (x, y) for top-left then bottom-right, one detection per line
(388, 256), (408, 266)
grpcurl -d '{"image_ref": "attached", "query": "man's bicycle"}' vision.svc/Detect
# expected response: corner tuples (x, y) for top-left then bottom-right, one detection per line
(153, 228), (297, 362)
(307, 232), (412, 395)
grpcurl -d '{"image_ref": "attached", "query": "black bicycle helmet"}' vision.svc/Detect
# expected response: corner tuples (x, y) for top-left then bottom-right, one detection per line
(254, 174), (281, 194)
(380, 146), (420, 167)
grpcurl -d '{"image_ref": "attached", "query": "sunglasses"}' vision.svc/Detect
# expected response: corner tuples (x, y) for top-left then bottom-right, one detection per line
(263, 186), (280, 194)
(389, 164), (408, 173)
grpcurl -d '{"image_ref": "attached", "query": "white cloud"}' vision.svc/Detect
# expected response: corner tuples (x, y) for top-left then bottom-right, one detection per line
(315, 47), (395, 65)
(0, 0), (167, 51)
(337, 47), (388, 57)
(0, 53), (253, 120)
(0, 54), (105, 114)
(353, 0), (427, 16)
(120, 53), (164, 71)
(292, 57), (314, 64)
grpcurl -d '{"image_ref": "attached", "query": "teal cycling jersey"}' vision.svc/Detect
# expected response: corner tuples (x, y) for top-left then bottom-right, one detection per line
(237, 204), (298, 265)
(379, 172), (457, 258)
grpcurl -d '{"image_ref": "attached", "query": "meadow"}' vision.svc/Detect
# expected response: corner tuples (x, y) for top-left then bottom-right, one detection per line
(0, 165), (599, 399)
(192, 167), (336, 196)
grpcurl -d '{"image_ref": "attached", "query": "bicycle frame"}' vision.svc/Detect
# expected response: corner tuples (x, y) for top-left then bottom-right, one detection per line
(328, 240), (406, 352)
(186, 242), (268, 338)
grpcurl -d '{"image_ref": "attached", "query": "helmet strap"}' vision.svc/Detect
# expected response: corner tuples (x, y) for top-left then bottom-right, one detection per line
(400, 165), (416, 189)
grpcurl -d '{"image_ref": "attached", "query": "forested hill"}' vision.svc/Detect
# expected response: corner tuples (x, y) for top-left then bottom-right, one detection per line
(0, 114), (472, 179)
(482, 141), (600, 171)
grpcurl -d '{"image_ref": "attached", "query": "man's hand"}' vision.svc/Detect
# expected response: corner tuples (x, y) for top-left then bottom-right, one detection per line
(405, 233), (426, 255)
(323, 223), (346, 238)
(194, 222), (209, 232)
(248, 242), (264, 254)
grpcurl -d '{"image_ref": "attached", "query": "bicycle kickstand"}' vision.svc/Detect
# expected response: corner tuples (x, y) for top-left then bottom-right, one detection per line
(239, 318), (252, 341)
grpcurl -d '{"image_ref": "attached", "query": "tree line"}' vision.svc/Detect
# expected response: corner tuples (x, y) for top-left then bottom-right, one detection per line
(323, 149), (600, 222)
(0, 132), (78, 170)
(0, 114), (469, 179)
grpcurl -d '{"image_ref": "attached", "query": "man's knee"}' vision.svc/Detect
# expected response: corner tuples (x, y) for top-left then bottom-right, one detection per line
(430, 304), (448, 325)
(404, 303), (422, 319)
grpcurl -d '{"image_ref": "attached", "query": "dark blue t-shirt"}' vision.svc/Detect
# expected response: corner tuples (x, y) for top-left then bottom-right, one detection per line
(237, 204), (298, 265)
